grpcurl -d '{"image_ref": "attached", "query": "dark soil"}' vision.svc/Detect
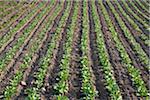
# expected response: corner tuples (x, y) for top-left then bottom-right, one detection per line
(41, 1), (75, 99)
(66, 1), (82, 99)
(104, 1), (149, 89)
(96, 1), (139, 99)
(133, 0), (149, 17)
(125, 1), (149, 23)
(88, 1), (110, 100)
(15, 2), (67, 99)
(111, 1), (149, 57)
(0, 2), (48, 58)
(118, 1), (149, 36)
(139, 0), (149, 10)
(0, 1), (40, 38)
(0, 2), (53, 97)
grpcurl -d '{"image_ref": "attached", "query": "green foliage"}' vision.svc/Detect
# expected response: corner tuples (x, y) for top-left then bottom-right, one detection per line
(54, 2), (79, 98)
(3, 2), (54, 99)
(91, 1), (122, 99)
(100, 0), (149, 97)
(80, 1), (97, 99)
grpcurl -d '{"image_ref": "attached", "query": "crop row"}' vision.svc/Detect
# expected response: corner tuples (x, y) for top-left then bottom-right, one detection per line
(106, 1), (149, 70)
(0, 1), (36, 31)
(16, 1), (61, 98)
(0, 2), (40, 38)
(127, 0), (149, 20)
(113, 1), (149, 46)
(3, 1), (56, 99)
(120, 0), (148, 29)
(133, 0), (149, 18)
(0, 2), (43, 48)
(0, 2), (47, 73)
(80, 1), (97, 99)
(0, 0), (149, 99)
(140, 34), (150, 47)
(0, 3), (29, 24)
(91, 1), (122, 99)
(0, 2), (48, 79)
(0, 1), (39, 37)
(0, 1), (17, 10)
(113, 1), (141, 33)
(135, 0), (149, 13)
(0, 2), (24, 19)
(98, 0), (149, 97)
(141, 0), (149, 9)
(25, 1), (72, 99)
(0, 2), (17, 16)
(54, 2), (79, 99)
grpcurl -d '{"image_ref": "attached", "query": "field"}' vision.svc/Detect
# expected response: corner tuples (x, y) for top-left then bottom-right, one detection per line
(0, 0), (149, 100)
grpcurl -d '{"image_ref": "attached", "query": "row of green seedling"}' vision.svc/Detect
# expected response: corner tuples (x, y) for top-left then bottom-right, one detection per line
(135, 0), (149, 13)
(54, 2), (79, 100)
(121, 0), (148, 29)
(91, 1), (122, 99)
(26, 3), (70, 99)
(0, 1), (38, 33)
(0, 2), (48, 71)
(0, 2), (36, 31)
(107, 1), (149, 70)
(0, 1), (17, 10)
(140, 34), (150, 47)
(25, 2), (72, 100)
(3, 1), (56, 99)
(0, 2), (17, 15)
(0, 2), (24, 18)
(25, 0), (67, 100)
(98, 0), (149, 97)
(0, 2), (44, 47)
(114, 1), (149, 46)
(80, 1), (97, 99)
(127, 0), (149, 20)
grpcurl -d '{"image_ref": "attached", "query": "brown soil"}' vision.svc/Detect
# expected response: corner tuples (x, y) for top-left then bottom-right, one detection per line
(0, 2), (48, 58)
(88, 1), (110, 100)
(15, 2), (67, 99)
(0, 4), (18, 13)
(0, 4), (20, 19)
(66, 1), (82, 99)
(0, 1), (149, 99)
(118, 1), (149, 36)
(0, 2), (53, 96)
(96, 1), (139, 99)
(0, 3), (49, 84)
(111, 1), (149, 57)
(133, 0), (149, 17)
(0, 4), (29, 25)
(139, 0), (149, 10)
(125, 1), (149, 23)
(0, 1), (40, 38)
(39, 1), (74, 99)
(104, 1), (149, 89)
